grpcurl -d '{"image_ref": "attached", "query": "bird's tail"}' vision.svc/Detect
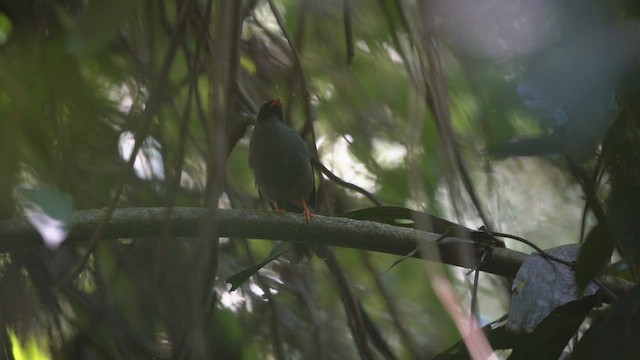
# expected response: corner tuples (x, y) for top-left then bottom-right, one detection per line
(278, 199), (314, 262)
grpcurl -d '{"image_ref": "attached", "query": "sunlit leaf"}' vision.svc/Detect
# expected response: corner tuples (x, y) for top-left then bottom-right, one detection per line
(10, 330), (50, 360)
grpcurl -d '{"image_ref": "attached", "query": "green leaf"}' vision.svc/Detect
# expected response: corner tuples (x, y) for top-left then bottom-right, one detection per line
(575, 223), (615, 293)
(225, 242), (291, 291)
(344, 206), (501, 246)
(67, 0), (144, 56)
(344, 205), (456, 230)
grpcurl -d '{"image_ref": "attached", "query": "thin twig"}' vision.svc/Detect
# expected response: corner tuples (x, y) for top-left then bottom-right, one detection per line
(310, 157), (382, 206)
(241, 240), (287, 359)
(343, 0), (355, 66)
(361, 252), (422, 359)
(468, 250), (488, 333)
(323, 250), (373, 359)
(266, 0), (314, 138)
(488, 231), (574, 267)
(64, 0), (198, 284)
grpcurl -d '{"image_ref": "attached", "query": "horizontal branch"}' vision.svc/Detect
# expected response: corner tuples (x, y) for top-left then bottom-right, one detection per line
(0, 207), (631, 294)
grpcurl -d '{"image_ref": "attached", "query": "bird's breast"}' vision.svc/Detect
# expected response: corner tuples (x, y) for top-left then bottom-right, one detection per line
(249, 122), (314, 203)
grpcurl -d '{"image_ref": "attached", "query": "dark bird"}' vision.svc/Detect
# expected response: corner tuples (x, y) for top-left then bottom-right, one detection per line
(249, 98), (315, 222)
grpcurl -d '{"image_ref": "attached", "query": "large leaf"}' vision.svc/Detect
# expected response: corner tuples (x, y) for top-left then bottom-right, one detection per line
(434, 296), (595, 360)
(225, 242), (291, 291)
(344, 206), (501, 246)
(506, 244), (598, 333)
(575, 223), (615, 293)
(570, 285), (640, 360)
(508, 296), (595, 359)
(607, 188), (640, 269)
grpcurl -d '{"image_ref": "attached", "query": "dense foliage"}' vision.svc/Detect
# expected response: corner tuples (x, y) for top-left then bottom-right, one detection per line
(1, 0), (640, 359)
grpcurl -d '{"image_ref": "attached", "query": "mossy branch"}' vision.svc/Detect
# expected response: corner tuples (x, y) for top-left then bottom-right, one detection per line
(0, 207), (631, 294)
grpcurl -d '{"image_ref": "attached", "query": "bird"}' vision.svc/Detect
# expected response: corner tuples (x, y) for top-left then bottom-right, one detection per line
(249, 98), (315, 259)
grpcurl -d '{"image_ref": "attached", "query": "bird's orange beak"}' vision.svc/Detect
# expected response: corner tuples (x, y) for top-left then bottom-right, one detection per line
(271, 98), (281, 107)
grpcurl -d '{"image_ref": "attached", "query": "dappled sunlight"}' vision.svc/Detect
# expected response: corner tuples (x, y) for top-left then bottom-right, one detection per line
(14, 186), (74, 250)
(22, 207), (68, 250)
(318, 134), (378, 195)
(372, 138), (407, 168)
(10, 330), (49, 360)
(118, 131), (165, 181)
(107, 83), (140, 114)
(437, 157), (593, 250)
(219, 288), (252, 313)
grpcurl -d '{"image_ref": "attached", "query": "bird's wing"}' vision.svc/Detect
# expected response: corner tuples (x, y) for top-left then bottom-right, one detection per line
(307, 156), (317, 209)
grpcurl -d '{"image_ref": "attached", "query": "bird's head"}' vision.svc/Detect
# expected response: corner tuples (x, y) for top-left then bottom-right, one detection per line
(256, 98), (284, 123)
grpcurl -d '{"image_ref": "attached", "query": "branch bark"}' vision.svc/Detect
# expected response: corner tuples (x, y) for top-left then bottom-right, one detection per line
(0, 207), (514, 271)
(0, 207), (632, 295)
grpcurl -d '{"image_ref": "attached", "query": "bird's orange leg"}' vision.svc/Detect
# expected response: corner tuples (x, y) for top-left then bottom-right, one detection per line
(273, 203), (286, 214)
(301, 199), (314, 223)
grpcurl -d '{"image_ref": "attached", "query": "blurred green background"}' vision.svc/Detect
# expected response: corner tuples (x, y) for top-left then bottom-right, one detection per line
(1, 0), (640, 359)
